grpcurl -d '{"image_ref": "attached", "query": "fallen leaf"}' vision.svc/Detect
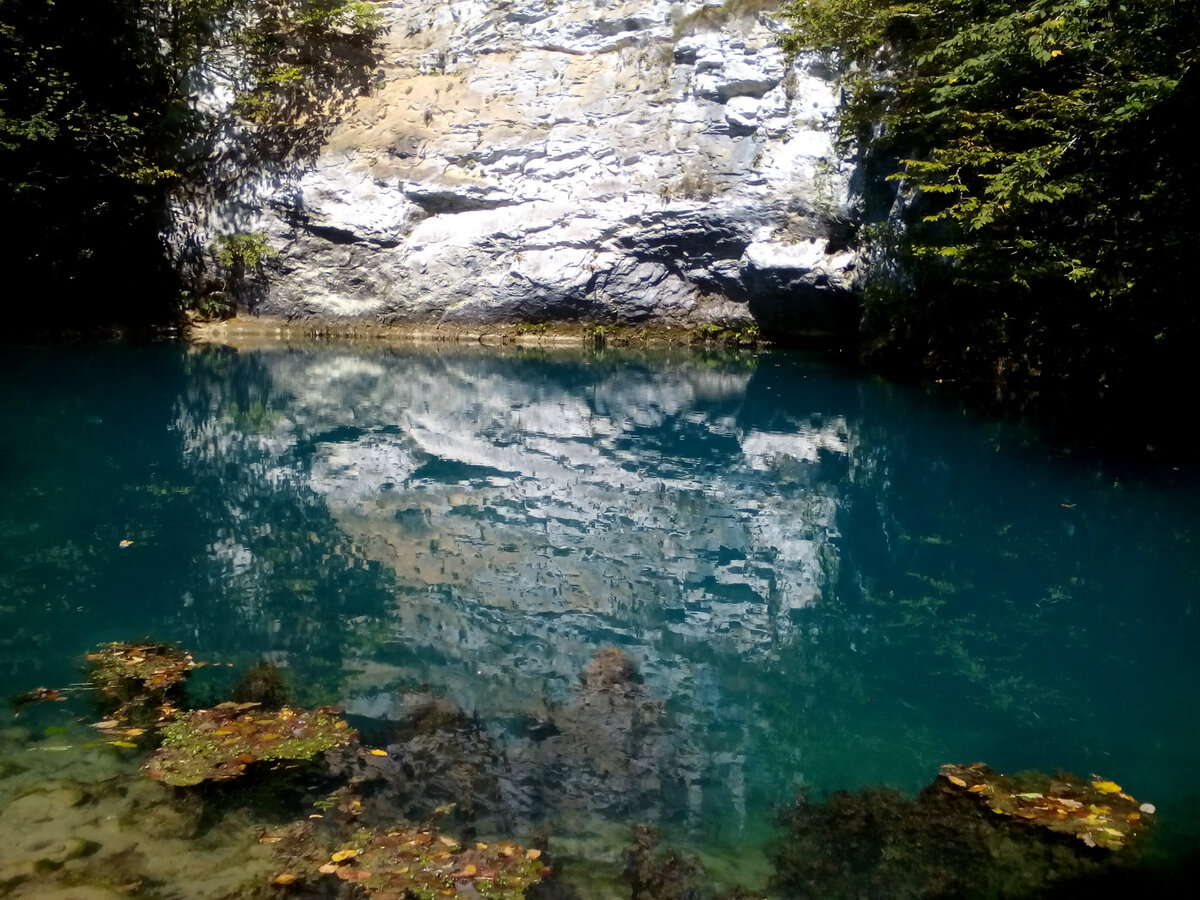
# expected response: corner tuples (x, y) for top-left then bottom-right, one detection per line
(947, 775), (968, 788)
(526, 849), (542, 860)
(318, 863), (338, 874)
(369, 748), (389, 756)
(1093, 780), (1122, 794)
(330, 849), (358, 863)
(273, 872), (296, 885)
(109, 740), (138, 748)
(1139, 803), (1156, 814)
(119, 540), (133, 548)
(968, 784), (987, 793)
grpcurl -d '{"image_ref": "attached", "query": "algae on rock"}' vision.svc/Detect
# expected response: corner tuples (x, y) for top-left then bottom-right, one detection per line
(145, 702), (355, 786)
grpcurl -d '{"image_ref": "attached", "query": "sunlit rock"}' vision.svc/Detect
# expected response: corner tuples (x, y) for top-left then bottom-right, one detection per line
(172, 1), (863, 336)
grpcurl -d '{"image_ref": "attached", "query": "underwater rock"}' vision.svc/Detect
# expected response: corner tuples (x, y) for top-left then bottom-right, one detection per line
(327, 689), (506, 831)
(265, 818), (546, 899)
(85, 641), (205, 734)
(937, 763), (1152, 851)
(86, 642), (198, 696)
(144, 702), (355, 786)
(772, 763), (1152, 900)
(322, 825), (546, 899)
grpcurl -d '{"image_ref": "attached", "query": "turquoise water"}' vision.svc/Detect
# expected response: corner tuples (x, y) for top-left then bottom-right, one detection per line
(2, 342), (1199, 895)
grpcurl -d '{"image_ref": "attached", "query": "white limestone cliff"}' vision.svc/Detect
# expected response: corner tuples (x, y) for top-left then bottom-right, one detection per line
(176, 1), (861, 334)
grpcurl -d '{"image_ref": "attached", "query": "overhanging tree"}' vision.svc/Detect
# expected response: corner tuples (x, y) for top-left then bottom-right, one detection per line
(781, 0), (1199, 386)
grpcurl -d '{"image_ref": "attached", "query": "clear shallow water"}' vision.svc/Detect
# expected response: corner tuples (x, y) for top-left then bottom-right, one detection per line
(2, 342), (1199, 895)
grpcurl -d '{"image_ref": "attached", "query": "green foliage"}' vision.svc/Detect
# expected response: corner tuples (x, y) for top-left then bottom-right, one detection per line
(780, 0), (1200, 386)
(0, 1), (383, 321)
(214, 230), (277, 268)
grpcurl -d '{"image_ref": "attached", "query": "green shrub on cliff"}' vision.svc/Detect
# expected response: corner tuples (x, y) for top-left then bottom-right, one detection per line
(781, 0), (1200, 388)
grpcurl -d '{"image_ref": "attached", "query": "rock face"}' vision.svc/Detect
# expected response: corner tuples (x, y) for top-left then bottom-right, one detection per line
(177, 1), (861, 334)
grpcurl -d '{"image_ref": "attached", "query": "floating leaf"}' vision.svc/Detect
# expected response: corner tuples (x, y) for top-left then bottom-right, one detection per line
(1092, 780), (1122, 794)
(273, 872), (296, 885)
(331, 849), (359, 863)
(369, 748), (389, 757)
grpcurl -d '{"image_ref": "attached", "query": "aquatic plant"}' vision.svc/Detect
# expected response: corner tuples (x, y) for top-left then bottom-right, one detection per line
(626, 824), (705, 900)
(232, 658), (290, 709)
(145, 701), (355, 786)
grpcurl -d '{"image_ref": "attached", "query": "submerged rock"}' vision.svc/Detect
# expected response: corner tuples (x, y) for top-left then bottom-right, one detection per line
(937, 762), (1152, 851)
(772, 763), (1154, 899)
(144, 702), (355, 786)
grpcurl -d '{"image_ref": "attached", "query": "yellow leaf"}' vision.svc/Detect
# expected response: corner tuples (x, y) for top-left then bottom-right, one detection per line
(274, 873), (296, 885)
(947, 775), (968, 787)
(1092, 780), (1122, 794)
(331, 849), (358, 863)
(119, 540), (134, 548)
(1051, 49), (1063, 57)
(526, 849), (542, 860)
(968, 784), (987, 793)
(109, 740), (138, 748)
(369, 748), (388, 756)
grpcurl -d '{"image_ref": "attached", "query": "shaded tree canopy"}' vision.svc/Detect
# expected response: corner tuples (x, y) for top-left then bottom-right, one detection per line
(0, 0), (380, 327)
(781, 0), (1200, 390)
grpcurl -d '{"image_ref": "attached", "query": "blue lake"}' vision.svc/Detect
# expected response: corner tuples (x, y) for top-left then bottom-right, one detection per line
(1, 342), (1198, 896)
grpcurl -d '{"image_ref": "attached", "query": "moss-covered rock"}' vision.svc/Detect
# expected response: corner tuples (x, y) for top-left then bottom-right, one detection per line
(772, 763), (1155, 899)
(144, 702), (355, 786)
(316, 824), (546, 899)
(938, 763), (1153, 851)
(86, 642), (198, 697)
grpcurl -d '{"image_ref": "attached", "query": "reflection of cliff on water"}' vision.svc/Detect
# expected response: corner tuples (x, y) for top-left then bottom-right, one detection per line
(169, 344), (1200, 841)
(7, 342), (1197, 878)
(153, 345), (877, 851)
